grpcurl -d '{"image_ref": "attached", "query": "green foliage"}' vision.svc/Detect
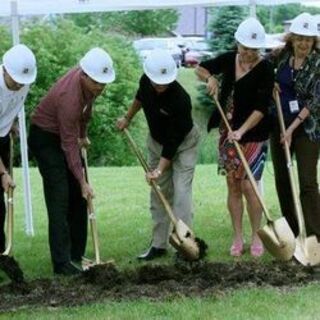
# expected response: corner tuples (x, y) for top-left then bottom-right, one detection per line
(257, 4), (320, 33)
(0, 26), (11, 53)
(68, 9), (179, 36)
(208, 6), (247, 55)
(0, 19), (146, 166)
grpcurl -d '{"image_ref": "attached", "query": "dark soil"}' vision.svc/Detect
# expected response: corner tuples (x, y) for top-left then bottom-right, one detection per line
(0, 260), (319, 312)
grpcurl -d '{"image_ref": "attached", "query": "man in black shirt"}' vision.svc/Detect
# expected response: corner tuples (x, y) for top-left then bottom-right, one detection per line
(117, 49), (200, 260)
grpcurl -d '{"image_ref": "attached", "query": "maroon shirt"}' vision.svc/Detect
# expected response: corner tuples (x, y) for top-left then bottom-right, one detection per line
(31, 67), (94, 183)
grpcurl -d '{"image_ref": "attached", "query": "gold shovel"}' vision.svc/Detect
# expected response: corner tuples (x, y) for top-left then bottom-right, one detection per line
(275, 91), (320, 266)
(213, 95), (295, 261)
(81, 148), (115, 269)
(123, 128), (204, 261)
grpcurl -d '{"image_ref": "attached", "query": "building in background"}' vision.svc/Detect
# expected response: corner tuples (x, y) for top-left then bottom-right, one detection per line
(174, 6), (209, 37)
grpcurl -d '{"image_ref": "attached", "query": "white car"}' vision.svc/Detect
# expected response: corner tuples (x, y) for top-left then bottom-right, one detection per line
(133, 38), (183, 67)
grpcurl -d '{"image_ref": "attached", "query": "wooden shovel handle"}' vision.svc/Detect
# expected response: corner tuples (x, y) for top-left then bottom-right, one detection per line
(123, 128), (178, 225)
(213, 95), (272, 222)
(274, 91), (306, 237)
(81, 148), (101, 265)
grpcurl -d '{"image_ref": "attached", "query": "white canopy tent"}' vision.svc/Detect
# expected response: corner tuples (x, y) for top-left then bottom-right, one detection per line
(0, 0), (317, 236)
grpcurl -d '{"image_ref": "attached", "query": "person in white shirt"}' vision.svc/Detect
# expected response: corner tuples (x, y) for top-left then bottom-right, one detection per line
(0, 44), (37, 253)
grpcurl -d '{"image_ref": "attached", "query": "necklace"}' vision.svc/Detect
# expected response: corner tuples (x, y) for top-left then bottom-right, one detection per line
(238, 54), (259, 72)
(290, 56), (304, 83)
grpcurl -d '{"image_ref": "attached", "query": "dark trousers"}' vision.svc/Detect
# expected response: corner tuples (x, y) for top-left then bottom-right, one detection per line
(28, 125), (88, 268)
(0, 135), (10, 253)
(270, 122), (320, 238)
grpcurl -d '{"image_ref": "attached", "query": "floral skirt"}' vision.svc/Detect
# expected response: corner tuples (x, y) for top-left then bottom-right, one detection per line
(217, 94), (268, 180)
(218, 134), (268, 180)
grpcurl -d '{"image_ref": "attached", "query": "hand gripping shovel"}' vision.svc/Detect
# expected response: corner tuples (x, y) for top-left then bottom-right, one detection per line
(275, 91), (320, 266)
(213, 95), (295, 261)
(81, 148), (103, 268)
(123, 128), (207, 261)
(0, 134), (24, 282)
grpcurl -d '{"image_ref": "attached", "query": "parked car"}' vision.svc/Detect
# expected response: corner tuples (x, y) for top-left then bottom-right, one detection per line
(133, 38), (183, 67)
(183, 39), (212, 67)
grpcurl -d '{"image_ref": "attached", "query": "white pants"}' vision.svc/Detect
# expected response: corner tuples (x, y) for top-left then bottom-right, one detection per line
(147, 126), (200, 249)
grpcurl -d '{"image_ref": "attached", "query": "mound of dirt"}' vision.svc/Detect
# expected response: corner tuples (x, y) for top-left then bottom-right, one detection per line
(0, 260), (318, 312)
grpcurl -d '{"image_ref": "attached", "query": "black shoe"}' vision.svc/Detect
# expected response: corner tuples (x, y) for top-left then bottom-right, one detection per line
(137, 246), (167, 261)
(54, 262), (82, 276)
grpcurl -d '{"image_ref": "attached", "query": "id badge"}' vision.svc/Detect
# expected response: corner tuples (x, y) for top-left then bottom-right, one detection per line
(289, 100), (299, 113)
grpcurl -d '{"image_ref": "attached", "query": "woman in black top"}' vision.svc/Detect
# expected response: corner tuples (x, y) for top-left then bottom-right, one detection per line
(196, 17), (274, 258)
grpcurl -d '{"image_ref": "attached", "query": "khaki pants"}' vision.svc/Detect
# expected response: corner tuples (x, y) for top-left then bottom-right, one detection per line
(147, 126), (200, 249)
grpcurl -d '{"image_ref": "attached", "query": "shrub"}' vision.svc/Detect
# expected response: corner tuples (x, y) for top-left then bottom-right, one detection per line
(1, 19), (146, 166)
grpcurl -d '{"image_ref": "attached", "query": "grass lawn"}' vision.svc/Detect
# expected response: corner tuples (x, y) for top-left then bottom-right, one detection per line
(1, 164), (320, 319)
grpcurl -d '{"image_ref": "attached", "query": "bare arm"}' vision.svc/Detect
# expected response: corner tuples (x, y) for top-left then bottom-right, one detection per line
(0, 157), (15, 192)
(281, 107), (310, 146)
(229, 110), (264, 141)
(195, 65), (219, 97)
(116, 99), (142, 130)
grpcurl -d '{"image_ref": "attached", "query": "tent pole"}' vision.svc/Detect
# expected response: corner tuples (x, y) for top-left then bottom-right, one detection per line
(11, 0), (34, 236)
(249, 0), (256, 18)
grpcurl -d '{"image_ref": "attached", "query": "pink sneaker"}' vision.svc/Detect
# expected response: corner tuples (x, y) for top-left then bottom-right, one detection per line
(250, 243), (264, 257)
(230, 240), (244, 257)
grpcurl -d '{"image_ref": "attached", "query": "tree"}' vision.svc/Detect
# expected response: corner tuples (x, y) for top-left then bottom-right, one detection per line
(0, 19), (145, 166)
(257, 4), (320, 33)
(208, 6), (247, 56)
(68, 9), (179, 36)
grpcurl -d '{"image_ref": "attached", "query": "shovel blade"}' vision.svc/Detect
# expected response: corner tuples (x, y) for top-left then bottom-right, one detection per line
(294, 236), (320, 266)
(257, 217), (295, 261)
(169, 219), (200, 261)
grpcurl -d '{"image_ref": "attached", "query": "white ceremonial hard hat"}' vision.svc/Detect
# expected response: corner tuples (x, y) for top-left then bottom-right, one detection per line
(143, 49), (177, 85)
(80, 47), (115, 84)
(234, 17), (266, 49)
(3, 44), (37, 85)
(289, 13), (319, 37)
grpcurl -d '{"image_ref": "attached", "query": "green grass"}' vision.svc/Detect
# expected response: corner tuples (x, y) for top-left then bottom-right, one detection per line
(2, 165), (320, 319)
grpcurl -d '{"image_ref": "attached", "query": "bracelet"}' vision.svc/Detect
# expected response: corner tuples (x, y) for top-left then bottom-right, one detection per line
(297, 115), (304, 122)
(155, 168), (162, 176)
(124, 114), (131, 121)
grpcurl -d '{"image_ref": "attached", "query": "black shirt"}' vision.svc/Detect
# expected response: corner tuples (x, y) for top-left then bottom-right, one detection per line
(200, 51), (274, 142)
(136, 74), (193, 160)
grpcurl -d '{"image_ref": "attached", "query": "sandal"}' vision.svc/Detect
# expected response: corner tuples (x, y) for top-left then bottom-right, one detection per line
(230, 240), (244, 257)
(250, 243), (264, 257)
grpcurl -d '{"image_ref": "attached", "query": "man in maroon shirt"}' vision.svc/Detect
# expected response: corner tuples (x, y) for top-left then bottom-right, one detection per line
(28, 48), (115, 275)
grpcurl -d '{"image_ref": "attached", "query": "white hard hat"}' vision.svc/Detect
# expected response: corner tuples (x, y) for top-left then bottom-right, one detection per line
(80, 47), (115, 84)
(3, 44), (37, 85)
(234, 17), (266, 49)
(289, 13), (319, 37)
(143, 49), (177, 85)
